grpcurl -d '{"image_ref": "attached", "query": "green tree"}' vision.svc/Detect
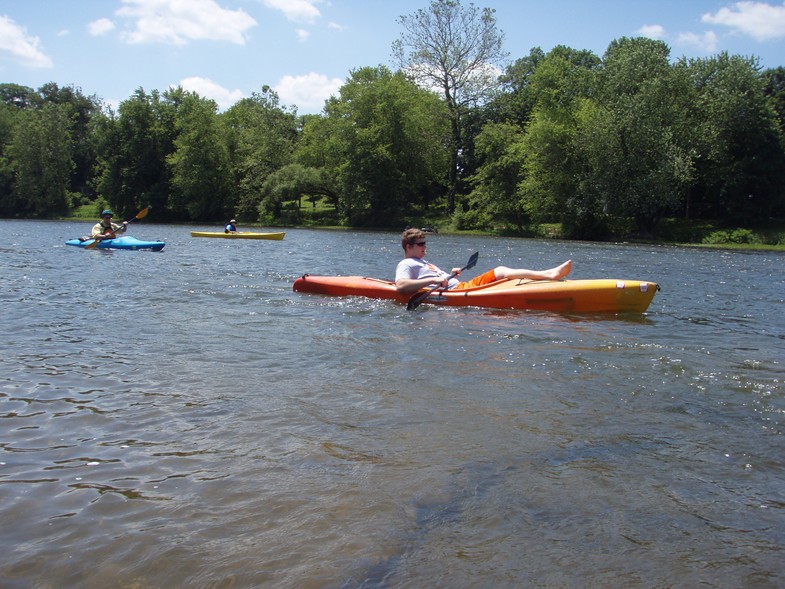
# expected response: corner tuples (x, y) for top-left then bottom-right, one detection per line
(0, 83), (105, 215)
(222, 87), (299, 220)
(490, 45), (599, 127)
(515, 47), (602, 235)
(0, 83), (40, 109)
(685, 54), (785, 221)
(763, 66), (785, 137)
(38, 82), (105, 204)
(0, 104), (17, 214)
(468, 46), (599, 234)
(260, 163), (337, 222)
(464, 121), (527, 230)
(574, 38), (693, 237)
(393, 0), (507, 214)
(293, 113), (343, 212)
(7, 103), (73, 217)
(166, 90), (232, 221)
(488, 47), (546, 126)
(309, 66), (449, 225)
(96, 88), (176, 219)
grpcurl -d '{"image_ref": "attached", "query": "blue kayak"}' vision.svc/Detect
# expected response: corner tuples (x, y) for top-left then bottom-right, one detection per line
(65, 235), (165, 251)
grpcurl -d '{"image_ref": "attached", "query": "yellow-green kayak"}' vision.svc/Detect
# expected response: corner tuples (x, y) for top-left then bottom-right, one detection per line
(191, 231), (285, 240)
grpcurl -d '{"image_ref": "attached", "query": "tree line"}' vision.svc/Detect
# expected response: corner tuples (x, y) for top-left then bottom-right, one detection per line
(1, 1), (783, 240)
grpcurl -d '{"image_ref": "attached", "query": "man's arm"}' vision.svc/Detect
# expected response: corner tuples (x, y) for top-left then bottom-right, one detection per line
(395, 275), (447, 294)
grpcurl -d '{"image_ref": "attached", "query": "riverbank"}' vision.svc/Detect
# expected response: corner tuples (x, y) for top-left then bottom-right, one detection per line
(59, 207), (785, 252)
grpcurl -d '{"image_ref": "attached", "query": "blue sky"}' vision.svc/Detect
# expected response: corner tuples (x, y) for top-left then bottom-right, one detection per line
(1, 0), (784, 114)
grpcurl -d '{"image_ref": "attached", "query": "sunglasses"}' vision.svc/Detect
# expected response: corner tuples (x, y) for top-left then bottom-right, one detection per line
(414, 241), (426, 247)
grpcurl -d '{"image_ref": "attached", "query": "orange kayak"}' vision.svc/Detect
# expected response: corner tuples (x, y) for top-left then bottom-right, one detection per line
(293, 275), (659, 313)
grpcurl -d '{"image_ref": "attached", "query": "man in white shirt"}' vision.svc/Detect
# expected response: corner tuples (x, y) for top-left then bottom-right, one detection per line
(395, 228), (571, 295)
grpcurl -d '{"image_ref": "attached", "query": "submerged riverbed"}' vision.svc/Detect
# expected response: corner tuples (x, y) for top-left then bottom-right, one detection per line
(1, 220), (783, 588)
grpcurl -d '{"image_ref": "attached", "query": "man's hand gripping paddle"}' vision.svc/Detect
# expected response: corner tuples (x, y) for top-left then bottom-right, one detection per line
(406, 251), (479, 311)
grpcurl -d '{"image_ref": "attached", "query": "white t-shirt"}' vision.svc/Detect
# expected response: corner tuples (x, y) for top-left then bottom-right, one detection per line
(395, 257), (459, 288)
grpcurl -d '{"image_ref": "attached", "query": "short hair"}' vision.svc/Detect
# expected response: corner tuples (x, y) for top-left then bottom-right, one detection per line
(401, 227), (426, 251)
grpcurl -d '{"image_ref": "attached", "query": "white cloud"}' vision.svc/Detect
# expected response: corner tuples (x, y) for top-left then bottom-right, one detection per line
(328, 21), (346, 32)
(89, 18), (116, 37)
(116, 0), (257, 46)
(637, 22), (718, 55)
(702, 1), (785, 41)
(676, 30), (719, 53)
(262, 0), (322, 24)
(0, 15), (53, 68)
(296, 28), (310, 42)
(638, 24), (667, 40)
(274, 72), (343, 113)
(177, 76), (246, 111)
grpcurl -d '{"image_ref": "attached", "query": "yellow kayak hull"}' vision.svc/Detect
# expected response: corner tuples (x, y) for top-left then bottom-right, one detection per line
(191, 231), (285, 240)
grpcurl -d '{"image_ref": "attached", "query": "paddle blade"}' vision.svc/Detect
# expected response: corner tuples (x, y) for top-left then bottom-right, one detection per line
(406, 293), (427, 311)
(84, 238), (100, 250)
(465, 251), (479, 271)
(135, 206), (150, 220)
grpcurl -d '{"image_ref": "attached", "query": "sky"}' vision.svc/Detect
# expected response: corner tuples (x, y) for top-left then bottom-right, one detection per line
(1, 0), (785, 115)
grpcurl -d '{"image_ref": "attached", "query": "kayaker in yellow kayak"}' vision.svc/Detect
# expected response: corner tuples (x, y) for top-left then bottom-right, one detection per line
(91, 209), (128, 240)
(225, 219), (238, 233)
(395, 228), (572, 295)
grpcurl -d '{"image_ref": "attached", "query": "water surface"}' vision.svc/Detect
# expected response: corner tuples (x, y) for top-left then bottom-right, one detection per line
(1, 220), (783, 588)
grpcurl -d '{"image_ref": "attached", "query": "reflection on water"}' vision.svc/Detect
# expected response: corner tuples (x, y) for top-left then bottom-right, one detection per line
(0, 220), (784, 588)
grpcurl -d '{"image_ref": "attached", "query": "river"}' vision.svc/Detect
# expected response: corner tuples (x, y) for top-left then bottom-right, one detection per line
(1, 219), (783, 588)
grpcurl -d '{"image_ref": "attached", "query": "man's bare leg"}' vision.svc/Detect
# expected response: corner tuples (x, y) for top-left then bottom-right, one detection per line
(496, 260), (572, 281)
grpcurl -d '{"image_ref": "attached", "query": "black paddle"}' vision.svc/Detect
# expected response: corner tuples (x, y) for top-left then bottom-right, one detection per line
(407, 251), (479, 311)
(85, 206), (150, 249)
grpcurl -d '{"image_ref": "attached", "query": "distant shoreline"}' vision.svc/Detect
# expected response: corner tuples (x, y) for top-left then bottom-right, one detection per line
(42, 216), (785, 252)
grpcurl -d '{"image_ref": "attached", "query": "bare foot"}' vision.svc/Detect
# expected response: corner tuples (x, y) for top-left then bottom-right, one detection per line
(546, 260), (572, 280)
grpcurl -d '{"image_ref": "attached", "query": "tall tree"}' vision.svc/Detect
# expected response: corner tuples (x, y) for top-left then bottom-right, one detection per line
(763, 66), (785, 136)
(684, 53), (785, 221)
(488, 47), (546, 126)
(467, 46), (600, 234)
(7, 103), (73, 217)
(96, 88), (176, 219)
(222, 86), (299, 219)
(307, 66), (449, 226)
(393, 0), (507, 214)
(0, 104), (17, 214)
(465, 121), (527, 230)
(166, 90), (232, 221)
(38, 83), (105, 202)
(577, 37), (693, 236)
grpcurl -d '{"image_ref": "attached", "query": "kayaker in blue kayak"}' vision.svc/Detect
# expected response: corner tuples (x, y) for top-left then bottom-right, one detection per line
(91, 209), (128, 241)
(395, 228), (572, 295)
(225, 219), (238, 233)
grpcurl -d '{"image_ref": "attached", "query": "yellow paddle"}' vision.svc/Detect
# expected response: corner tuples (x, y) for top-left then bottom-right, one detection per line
(86, 206), (151, 249)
